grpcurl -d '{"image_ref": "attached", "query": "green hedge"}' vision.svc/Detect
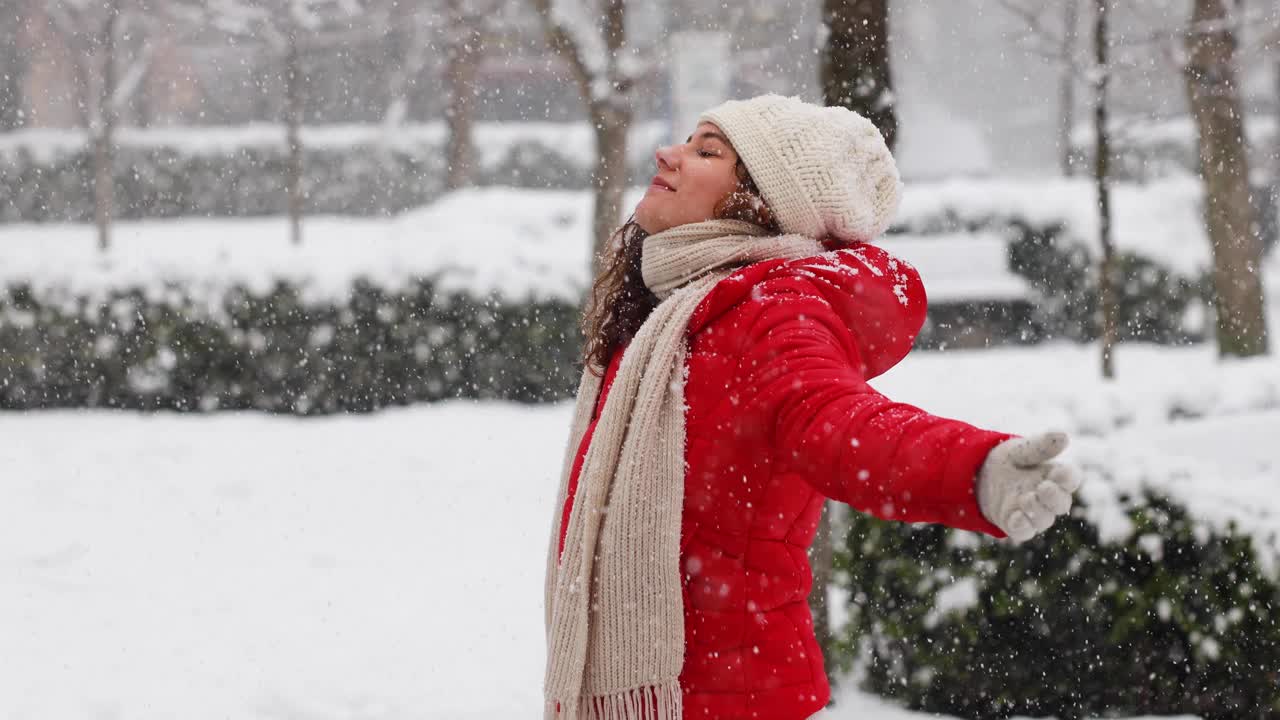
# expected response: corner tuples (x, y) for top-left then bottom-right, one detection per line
(0, 279), (583, 412)
(6, 272), (1040, 412)
(0, 215), (1220, 412)
(1005, 219), (1208, 345)
(829, 486), (1280, 719)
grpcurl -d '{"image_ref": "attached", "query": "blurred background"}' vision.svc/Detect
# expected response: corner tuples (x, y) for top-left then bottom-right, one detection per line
(1, 1), (1278, 718)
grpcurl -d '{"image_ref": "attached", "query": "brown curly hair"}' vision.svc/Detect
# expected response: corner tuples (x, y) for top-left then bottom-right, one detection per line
(579, 157), (780, 375)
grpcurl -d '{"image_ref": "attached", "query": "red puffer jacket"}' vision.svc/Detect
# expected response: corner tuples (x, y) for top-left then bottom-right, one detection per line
(556, 240), (1016, 720)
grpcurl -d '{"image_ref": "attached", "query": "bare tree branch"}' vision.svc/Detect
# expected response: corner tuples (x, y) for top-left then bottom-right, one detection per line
(527, 0), (603, 109)
(1000, 0), (1279, 72)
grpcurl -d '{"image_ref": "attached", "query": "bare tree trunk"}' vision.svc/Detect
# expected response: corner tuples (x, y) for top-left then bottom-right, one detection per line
(529, 0), (637, 278)
(1274, 59), (1280, 253)
(1058, 0), (1079, 176)
(285, 26), (303, 247)
(73, 49), (92, 128)
(1274, 59), (1280, 187)
(1094, 0), (1117, 378)
(815, 0), (895, 682)
(819, 0), (896, 150)
(590, 0), (632, 278)
(93, 1), (120, 253)
(1183, 0), (1269, 357)
(589, 106), (629, 279)
(443, 0), (482, 191)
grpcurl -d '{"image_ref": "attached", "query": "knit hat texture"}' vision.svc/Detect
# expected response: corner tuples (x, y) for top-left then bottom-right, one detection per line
(698, 93), (903, 244)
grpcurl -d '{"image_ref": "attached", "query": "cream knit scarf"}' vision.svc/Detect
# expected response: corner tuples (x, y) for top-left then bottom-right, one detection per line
(543, 218), (824, 720)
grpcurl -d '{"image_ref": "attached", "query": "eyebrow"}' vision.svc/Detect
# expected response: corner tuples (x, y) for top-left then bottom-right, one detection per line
(685, 130), (731, 145)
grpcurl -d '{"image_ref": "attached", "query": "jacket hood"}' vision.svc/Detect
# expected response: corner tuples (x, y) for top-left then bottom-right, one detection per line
(687, 239), (928, 380)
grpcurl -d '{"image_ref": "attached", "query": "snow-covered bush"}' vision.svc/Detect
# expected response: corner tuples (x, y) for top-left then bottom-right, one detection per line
(902, 215), (1210, 347)
(830, 467), (1280, 719)
(1006, 220), (1208, 345)
(0, 279), (583, 412)
(0, 251), (1208, 412)
(0, 238), (1216, 413)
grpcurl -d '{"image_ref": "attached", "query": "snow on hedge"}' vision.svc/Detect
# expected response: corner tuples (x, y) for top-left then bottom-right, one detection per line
(875, 341), (1280, 578)
(884, 231), (1032, 301)
(0, 190), (607, 307)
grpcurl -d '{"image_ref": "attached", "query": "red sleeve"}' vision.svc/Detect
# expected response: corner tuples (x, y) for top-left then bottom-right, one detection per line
(739, 266), (1016, 538)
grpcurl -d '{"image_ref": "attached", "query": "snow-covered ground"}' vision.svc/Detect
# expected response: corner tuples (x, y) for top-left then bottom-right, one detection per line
(2, 342), (1273, 720)
(2, 182), (1275, 718)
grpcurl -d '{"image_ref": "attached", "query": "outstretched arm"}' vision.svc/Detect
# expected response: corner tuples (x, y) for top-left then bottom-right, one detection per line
(738, 267), (1016, 538)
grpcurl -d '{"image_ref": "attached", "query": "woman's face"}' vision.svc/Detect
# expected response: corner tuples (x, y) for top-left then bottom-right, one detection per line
(633, 121), (741, 235)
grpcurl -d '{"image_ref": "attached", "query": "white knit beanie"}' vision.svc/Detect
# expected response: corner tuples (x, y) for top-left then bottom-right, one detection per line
(698, 93), (903, 244)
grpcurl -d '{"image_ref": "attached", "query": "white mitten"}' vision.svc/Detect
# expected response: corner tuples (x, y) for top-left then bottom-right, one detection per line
(975, 431), (1083, 543)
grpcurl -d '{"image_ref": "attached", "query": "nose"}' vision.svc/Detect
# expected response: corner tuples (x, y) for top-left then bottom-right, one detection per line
(655, 144), (678, 171)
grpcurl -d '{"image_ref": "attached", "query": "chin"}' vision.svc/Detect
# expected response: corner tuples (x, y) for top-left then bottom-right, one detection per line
(635, 196), (678, 234)
(633, 210), (661, 235)
(637, 218), (672, 235)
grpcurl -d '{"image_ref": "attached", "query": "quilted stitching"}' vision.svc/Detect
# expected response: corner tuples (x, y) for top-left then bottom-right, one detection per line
(557, 244), (1015, 720)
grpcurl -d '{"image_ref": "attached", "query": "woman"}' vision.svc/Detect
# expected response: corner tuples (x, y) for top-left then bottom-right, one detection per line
(543, 94), (1083, 720)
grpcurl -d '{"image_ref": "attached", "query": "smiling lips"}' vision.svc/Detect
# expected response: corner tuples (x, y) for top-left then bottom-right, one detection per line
(649, 175), (676, 192)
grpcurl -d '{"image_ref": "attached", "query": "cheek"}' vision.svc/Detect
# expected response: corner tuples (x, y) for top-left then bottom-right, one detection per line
(687, 167), (738, 214)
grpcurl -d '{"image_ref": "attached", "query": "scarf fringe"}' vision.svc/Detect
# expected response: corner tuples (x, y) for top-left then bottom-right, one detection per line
(546, 679), (683, 720)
